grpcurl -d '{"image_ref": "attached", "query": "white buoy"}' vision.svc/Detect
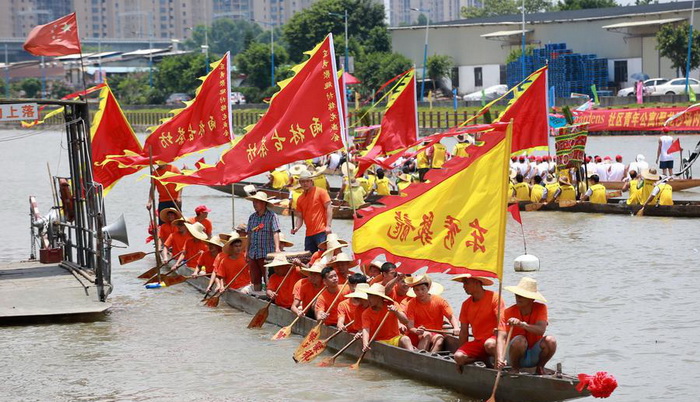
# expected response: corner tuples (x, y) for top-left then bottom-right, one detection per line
(514, 254), (540, 272)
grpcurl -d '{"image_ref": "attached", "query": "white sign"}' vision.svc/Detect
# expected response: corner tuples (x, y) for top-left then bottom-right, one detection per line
(0, 103), (39, 121)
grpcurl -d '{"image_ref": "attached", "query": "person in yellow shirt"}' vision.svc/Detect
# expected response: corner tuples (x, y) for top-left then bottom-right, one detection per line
(312, 165), (330, 190)
(266, 167), (291, 189)
(544, 174), (560, 203)
(513, 173), (531, 201)
(344, 180), (367, 210)
(554, 176), (576, 202)
(373, 169), (395, 196)
(530, 175), (548, 203)
(634, 168), (659, 205)
(431, 141), (448, 169)
(397, 173), (413, 191)
(416, 141), (431, 182)
(581, 174), (606, 204)
(640, 169), (673, 207)
(452, 135), (470, 158)
(623, 170), (641, 205)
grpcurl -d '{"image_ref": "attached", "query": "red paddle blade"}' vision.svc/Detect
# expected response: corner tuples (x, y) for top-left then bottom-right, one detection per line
(137, 266), (159, 279)
(205, 296), (220, 308)
(317, 357), (335, 367)
(162, 275), (187, 287)
(294, 340), (327, 363)
(247, 308), (269, 328)
(271, 326), (292, 340)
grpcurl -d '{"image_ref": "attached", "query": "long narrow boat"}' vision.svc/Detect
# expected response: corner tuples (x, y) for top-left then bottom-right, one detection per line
(208, 181), (392, 204)
(517, 200), (700, 218)
(600, 178), (700, 191)
(179, 267), (588, 401)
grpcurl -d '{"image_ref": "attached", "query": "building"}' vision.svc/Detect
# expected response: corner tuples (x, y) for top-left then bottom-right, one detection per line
(385, 0), (467, 27)
(390, 2), (700, 95)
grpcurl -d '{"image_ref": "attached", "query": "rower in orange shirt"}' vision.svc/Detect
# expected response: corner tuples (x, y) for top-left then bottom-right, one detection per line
(291, 263), (324, 318)
(195, 237), (224, 276)
(157, 208), (181, 245)
(314, 267), (350, 326)
(337, 275), (369, 333)
(175, 222), (208, 268)
(452, 274), (506, 372)
(207, 234), (251, 294)
(187, 205), (213, 237)
(266, 256), (304, 309)
(162, 219), (190, 261)
(404, 275), (460, 352)
(361, 284), (413, 351)
(328, 252), (355, 284)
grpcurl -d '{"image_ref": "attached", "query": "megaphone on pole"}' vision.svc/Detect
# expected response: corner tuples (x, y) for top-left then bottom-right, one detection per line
(102, 214), (129, 246)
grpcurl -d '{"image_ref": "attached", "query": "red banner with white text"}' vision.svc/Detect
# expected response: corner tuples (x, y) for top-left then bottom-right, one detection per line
(574, 107), (700, 132)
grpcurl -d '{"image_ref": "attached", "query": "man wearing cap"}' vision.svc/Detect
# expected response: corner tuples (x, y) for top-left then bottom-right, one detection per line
(291, 263), (325, 318)
(452, 134), (470, 158)
(580, 174), (606, 204)
(596, 156), (610, 181)
(504, 277), (557, 375)
(405, 275), (460, 353)
(162, 218), (190, 262)
(266, 256), (303, 309)
(361, 284), (414, 351)
(628, 154), (648, 177)
(246, 191), (281, 292)
(338, 280), (370, 334)
(291, 171), (333, 253)
(314, 267), (350, 325)
(452, 274), (506, 372)
(147, 163), (183, 223)
(175, 222), (208, 268)
(607, 155), (627, 182)
(187, 205), (213, 237)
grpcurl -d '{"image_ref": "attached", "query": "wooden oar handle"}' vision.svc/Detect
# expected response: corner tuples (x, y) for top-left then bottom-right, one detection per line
(324, 320), (354, 343)
(332, 336), (360, 359)
(142, 251), (185, 284)
(268, 264), (296, 305)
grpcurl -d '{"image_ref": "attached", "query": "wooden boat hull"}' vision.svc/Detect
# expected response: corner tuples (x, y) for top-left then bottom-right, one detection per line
(601, 178), (700, 191)
(208, 181), (389, 204)
(517, 200), (700, 218)
(180, 267), (587, 402)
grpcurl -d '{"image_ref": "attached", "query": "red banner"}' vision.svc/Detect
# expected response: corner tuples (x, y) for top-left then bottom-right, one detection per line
(554, 123), (588, 169)
(574, 107), (700, 132)
(160, 34), (344, 187)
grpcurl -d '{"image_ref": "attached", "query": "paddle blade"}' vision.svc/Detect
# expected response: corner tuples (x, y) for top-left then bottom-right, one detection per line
(247, 306), (270, 329)
(162, 275), (188, 287)
(636, 207), (645, 216)
(295, 340), (328, 363)
(205, 296), (221, 308)
(293, 324), (322, 358)
(272, 325), (293, 340)
(558, 200), (577, 208)
(138, 266), (160, 279)
(524, 203), (543, 211)
(119, 251), (146, 265)
(349, 362), (360, 370)
(317, 357), (336, 367)
(607, 190), (622, 198)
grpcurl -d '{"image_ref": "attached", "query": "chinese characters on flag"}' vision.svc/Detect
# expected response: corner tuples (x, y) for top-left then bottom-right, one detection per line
(159, 34), (345, 187)
(23, 12), (81, 56)
(352, 123), (513, 280)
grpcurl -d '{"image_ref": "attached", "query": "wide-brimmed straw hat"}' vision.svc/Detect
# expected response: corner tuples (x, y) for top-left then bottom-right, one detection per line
(451, 273), (494, 286)
(242, 184), (257, 196)
(505, 277), (547, 302)
(322, 238), (349, 257)
(369, 258), (385, 270)
(159, 207), (182, 223)
(265, 255), (293, 268)
(172, 218), (186, 226)
(301, 262), (324, 275)
(340, 162), (356, 176)
(206, 236), (225, 248)
(289, 164), (308, 176)
(246, 191), (275, 204)
(298, 171), (315, 181)
(318, 233), (348, 250)
(328, 252), (354, 265)
(363, 283), (395, 303)
(544, 174), (557, 184)
(509, 168), (517, 180)
(641, 168), (660, 181)
(223, 233), (248, 254)
(184, 221), (208, 240)
(350, 180), (361, 187)
(398, 173), (412, 182)
(314, 165), (328, 176)
(278, 233), (294, 248)
(219, 231), (244, 242)
(344, 283), (370, 300)
(234, 223), (248, 233)
(406, 275), (445, 297)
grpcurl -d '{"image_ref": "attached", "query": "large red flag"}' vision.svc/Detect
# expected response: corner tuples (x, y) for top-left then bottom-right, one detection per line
(159, 34), (345, 187)
(23, 13), (81, 56)
(103, 53), (232, 168)
(91, 85), (143, 194)
(667, 138), (682, 154)
(371, 69), (418, 153)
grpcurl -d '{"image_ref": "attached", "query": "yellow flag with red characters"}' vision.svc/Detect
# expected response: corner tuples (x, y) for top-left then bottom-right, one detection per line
(352, 122), (513, 280)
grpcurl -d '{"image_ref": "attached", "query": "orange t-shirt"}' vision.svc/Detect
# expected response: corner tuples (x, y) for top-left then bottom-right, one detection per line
(369, 276), (383, 285)
(315, 286), (352, 325)
(334, 269), (349, 284)
(154, 165), (182, 202)
(216, 254), (250, 290)
(165, 231), (190, 255)
(268, 267), (304, 309)
(158, 222), (174, 242)
(309, 250), (323, 265)
(182, 238), (207, 267)
(505, 302), (548, 347)
(196, 250), (218, 273)
(187, 216), (213, 236)
(337, 299), (365, 333)
(405, 295), (453, 331)
(295, 187), (331, 236)
(361, 304), (400, 342)
(459, 290), (506, 341)
(292, 278), (324, 309)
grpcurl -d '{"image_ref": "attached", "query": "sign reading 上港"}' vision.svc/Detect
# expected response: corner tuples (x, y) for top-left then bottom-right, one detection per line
(0, 103), (38, 121)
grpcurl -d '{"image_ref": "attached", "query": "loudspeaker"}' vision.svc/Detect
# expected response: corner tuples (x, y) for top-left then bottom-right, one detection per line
(103, 214), (129, 246)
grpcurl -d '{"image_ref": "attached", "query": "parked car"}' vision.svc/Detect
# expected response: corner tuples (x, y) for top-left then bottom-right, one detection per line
(231, 91), (246, 105)
(650, 78), (700, 95)
(463, 84), (508, 101)
(165, 93), (191, 106)
(617, 78), (667, 96)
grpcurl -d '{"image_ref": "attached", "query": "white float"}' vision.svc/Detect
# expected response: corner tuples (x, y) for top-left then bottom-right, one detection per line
(514, 254), (540, 272)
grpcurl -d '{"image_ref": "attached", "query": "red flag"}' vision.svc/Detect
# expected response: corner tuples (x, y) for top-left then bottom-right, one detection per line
(160, 34), (345, 187)
(497, 66), (548, 154)
(667, 138), (682, 154)
(91, 85), (143, 194)
(371, 68), (418, 153)
(507, 203), (522, 224)
(103, 53), (232, 168)
(23, 13), (81, 56)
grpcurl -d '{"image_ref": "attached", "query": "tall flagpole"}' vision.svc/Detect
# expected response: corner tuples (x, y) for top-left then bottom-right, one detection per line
(685, 0), (696, 95)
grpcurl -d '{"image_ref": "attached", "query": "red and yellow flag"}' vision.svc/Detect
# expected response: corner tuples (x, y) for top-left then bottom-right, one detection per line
(159, 34), (345, 187)
(91, 84), (143, 194)
(352, 123), (513, 280)
(103, 53), (232, 168)
(370, 68), (418, 153)
(21, 83), (106, 128)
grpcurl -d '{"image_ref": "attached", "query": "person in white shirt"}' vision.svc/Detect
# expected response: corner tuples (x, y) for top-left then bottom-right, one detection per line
(657, 131), (675, 176)
(629, 154), (649, 178)
(595, 156), (610, 181)
(607, 155), (627, 181)
(586, 156), (598, 180)
(537, 157), (549, 177)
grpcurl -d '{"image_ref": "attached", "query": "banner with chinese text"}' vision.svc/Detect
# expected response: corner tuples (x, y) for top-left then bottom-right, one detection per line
(352, 123), (512, 280)
(554, 123), (588, 169)
(159, 34), (344, 187)
(103, 53), (232, 167)
(574, 107), (700, 131)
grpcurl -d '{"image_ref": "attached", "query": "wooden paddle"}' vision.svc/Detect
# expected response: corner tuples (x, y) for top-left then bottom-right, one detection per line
(119, 251), (155, 265)
(205, 263), (250, 308)
(317, 336), (360, 367)
(143, 251), (201, 285)
(293, 283), (348, 360)
(137, 251), (182, 279)
(422, 328), (457, 335)
(349, 310), (392, 370)
(247, 265), (295, 329)
(486, 326), (515, 402)
(558, 200), (577, 208)
(524, 203), (544, 211)
(271, 286), (326, 340)
(606, 190), (622, 198)
(294, 320), (354, 363)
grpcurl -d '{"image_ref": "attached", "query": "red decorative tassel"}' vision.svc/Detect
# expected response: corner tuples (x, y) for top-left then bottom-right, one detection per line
(576, 372), (618, 398)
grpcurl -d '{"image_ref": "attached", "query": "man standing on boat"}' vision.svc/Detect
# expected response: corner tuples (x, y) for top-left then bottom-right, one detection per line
(657, 129), (675, 177)
(147, 162), (183, 224)
(246, 192), (281, 292)
(291, 171), (333, 253)
(504, 277), (557, 375)
(451, 274), (506, 372)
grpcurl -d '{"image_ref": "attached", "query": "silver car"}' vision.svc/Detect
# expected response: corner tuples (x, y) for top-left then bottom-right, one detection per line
(617, 78), (667, 96)
(650, 77), (700, 95)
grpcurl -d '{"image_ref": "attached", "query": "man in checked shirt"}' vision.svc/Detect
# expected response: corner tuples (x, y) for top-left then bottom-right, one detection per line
(246, 191), (281, 291)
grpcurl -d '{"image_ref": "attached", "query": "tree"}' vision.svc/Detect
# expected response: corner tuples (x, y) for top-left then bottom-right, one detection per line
(184, 19), (263, 56)
(354, 52), (412, 96)
(13, 78), (42, 98)
(506, 45), (536, 64)
(154, 53), (208, 97)
(557, 0), (617, 11)
(657, 22), (700, 77)
(283, 0), (389, 62)
(234, 42), (289, 90)
(109, 73), (160, 105)
(49, 81), (73, 98)
(426, 55), (453, 94)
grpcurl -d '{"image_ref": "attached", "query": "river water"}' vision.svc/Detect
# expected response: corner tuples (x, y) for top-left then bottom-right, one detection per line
(1, 128), (699, 401)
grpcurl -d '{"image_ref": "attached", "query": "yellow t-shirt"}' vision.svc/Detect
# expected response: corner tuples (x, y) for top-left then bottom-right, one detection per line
(270, 170), (290, 189)
(452, 143), (469, 158)
(514, 182), (530, 201)
(375, 178), (391, 196)
(530, 184), (546, 203)
(431, 143), (447, 168)
(416, 151), (430, 169)
(626, 179), (640, 205)
(344, 186), (367, 209)
(358, 177), (371, 194)
(558, 184), (576, 201)
(589, 183), (607, 204)
(313, 174), (329, 190)
(653, 183), (673, 206)
(545, 183), (560, 203)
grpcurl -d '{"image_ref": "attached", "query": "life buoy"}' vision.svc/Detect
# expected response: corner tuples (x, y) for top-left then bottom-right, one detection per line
(59, 179), (75, 222)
